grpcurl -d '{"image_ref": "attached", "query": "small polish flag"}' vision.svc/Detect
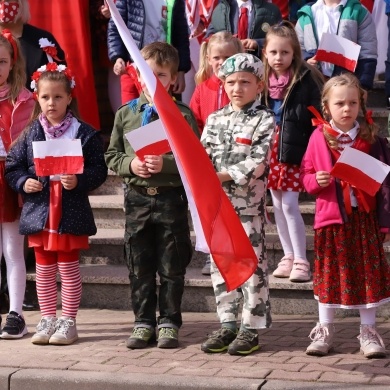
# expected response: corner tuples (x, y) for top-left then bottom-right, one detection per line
(315, 33), (361, 72)
(32, 139), (84, 176)
(331, 147), (390, 196)
(125, 119), (171, 160)
(235, 133), (252, 146)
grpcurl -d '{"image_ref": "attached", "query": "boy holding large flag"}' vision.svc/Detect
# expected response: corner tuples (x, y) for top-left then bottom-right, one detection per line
(105, 42), (199, 350)
(200, 53), (275, 356)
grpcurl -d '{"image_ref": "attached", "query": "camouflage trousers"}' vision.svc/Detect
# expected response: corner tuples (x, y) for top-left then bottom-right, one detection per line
(124, 186), (192, 328)
(210, 214), (272, 329)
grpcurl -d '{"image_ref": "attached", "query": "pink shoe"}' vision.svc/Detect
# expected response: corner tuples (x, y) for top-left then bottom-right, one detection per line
(289, 259), (311, 282)
(273, 256), (293, 278)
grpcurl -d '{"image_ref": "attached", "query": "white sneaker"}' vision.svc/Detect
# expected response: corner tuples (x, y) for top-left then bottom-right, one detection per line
(273, 256), (293, 278)
(358, 325), (387, 358)
(31, 317), (57, 345)
(49, 317), (78, 345)
(306, 323), (334, 356)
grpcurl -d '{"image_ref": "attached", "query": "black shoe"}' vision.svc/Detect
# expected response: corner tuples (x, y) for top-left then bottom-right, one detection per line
(0, 311), (28, 339)
(22, 301), (36, 311)
(126, 327), (156, 349)
(157, 327), (179, 348)
(201, 327), (237, 353)
(227, 330), (259, 355)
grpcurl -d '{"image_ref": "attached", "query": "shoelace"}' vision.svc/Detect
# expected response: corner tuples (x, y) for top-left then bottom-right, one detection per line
(37, 318), (52, 332)
(309, 325), (329, 342)
(55, 318), (75, 335)
(160, 328), (177, 338)
(236, 330), (257, 342)
(358, 326), (385, 348)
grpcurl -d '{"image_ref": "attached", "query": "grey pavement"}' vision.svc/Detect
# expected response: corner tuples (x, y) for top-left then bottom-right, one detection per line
(0, 309), (390, 389)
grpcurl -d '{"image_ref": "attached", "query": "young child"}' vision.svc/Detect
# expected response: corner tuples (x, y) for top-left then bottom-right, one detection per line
(295, 0), (377, 91)
(105, 42), (198, 350)
(200, 53), (275, 356)
(300, 73), (390, 358)
(263, 21), (323, 282)
(190, 31), (244, 134)
(206, 0), (282, 57)
(0, 29), (34, 338)
(5, 64), (107, 345)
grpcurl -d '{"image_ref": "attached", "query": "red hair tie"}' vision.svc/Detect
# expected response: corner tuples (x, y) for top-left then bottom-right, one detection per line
(365, 110), (374, 125)
(1, 29), (17, 62)
(307, 106), (339, 137)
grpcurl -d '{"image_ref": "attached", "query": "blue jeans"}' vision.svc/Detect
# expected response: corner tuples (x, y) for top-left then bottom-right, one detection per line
(386, 14), (390, 98)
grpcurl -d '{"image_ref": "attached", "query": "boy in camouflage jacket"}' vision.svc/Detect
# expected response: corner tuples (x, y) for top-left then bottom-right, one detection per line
(200, 53), (275, 355)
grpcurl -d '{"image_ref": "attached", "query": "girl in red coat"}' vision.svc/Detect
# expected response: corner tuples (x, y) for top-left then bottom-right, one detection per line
(189, 31), (243, 275)
(190, 31), (243, 135)
(0, 29), (34, 338)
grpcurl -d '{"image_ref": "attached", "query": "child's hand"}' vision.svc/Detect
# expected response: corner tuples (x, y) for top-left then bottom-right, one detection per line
(144, 155), (163, 174)
(307, 56), (318, 67)
(316, 171), (331, 187)
(131, 157), (151, 178)
(383, 233), (390, 243)
(241, 39), (258, 52)
(61, 175), (78, 190)
(172, 71), (185, 94)
(23, 178), (43, 193)
(113, 58), (126, 75)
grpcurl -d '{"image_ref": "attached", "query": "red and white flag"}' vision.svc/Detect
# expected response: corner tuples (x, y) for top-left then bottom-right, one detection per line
(316, 33), (361, 72)
(125, 119), (171, 161)
(331, 147), (390, 196)
(106, 0), (257, 292)
(32, 139), (84, 176)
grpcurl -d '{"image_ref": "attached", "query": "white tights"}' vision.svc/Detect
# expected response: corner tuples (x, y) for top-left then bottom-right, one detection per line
(318, 303), (377, 325)
(270, 189), (306, 260)
(0, 221), (26, 315)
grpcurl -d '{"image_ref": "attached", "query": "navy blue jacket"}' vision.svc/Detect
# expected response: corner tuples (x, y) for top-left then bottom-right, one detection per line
(107, 0), (191, 73)
(5, 120), (107, 236)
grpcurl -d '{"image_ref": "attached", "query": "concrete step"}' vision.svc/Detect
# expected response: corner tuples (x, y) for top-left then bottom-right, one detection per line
(26, 264), (390, 316)
(82, 227), (317, 270)
(367, 80), (386, 108)
(89, 194), (316, 233)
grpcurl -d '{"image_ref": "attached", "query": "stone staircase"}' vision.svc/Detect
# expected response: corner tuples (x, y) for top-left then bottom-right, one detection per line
(26, 80), (390, 316)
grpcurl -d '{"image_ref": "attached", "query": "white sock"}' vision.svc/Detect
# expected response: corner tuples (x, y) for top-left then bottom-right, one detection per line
(318, 303), (335, 324)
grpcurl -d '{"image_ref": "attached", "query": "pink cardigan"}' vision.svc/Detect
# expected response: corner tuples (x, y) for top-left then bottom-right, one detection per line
(10, 88), (35, 142)
(300, 126), (345, 229)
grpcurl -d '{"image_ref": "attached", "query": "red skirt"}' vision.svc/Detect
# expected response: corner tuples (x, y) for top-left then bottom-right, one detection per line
(0, 160), (19, 223)
(267, 127), (305, 192)
(313, 209), (390, 308)
(28, 180), (89, 251)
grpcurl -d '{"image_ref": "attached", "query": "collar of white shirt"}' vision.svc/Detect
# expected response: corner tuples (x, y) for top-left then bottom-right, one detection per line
(331, 120), (360, 140)
(237, 0), (252, 12)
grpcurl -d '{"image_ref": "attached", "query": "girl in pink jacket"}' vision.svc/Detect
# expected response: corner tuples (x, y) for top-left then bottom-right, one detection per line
(0, 30), (34, 338)
(300, 73), (390, 359)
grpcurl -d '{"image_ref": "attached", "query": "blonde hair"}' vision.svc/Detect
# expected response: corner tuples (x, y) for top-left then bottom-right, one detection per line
(31, 70), (80, 120)
(321, 73), (377, 149)
(263, 20), (323, 106)
(15, 0), (31, 24)
(195, 32), (244, 85)
(0, 33), (26, 102)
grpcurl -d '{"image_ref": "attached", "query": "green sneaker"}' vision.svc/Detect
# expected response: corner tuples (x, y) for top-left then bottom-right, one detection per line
(126, 327), (156, 349)
(201, 327), (237, 353)
(227, 330), (259, 355)
(157, 327), (179, 348)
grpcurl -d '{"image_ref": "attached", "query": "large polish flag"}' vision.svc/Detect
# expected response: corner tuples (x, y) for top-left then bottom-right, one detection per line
(32, 139), (84, 176)
(106, 0), (257, 292)
(125, 119), (171, 161)
(315, 33), (361, 72)
(331, 147), (390, 196)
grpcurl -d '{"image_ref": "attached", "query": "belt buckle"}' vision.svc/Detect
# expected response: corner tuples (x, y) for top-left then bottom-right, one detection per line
(146, 187), (158, 196)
